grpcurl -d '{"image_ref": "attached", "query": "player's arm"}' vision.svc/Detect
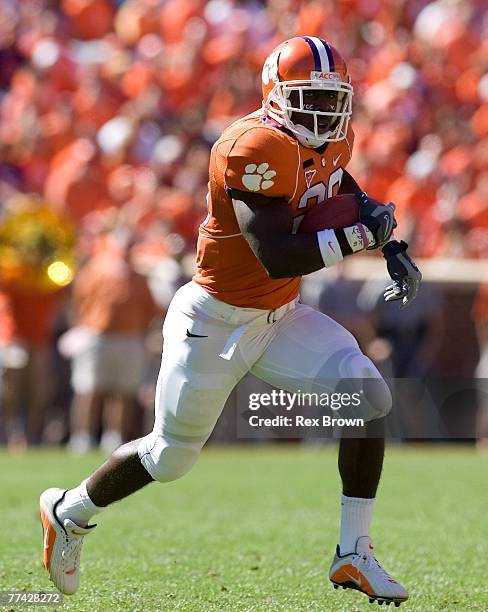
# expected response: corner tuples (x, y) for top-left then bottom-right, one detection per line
(338, 169), (362, 195)
(230, 188), (386, 279)
(231, 188), (324, 278)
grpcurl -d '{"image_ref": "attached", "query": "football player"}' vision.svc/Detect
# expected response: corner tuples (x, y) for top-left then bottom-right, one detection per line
(40, 37), (420, 606)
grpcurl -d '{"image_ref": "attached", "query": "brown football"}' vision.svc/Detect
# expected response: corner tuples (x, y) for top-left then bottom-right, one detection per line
(297, 193), (360, 233)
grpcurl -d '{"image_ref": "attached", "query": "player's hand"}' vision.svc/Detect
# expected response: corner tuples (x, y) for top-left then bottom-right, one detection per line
(382, 240), (422, 309)
(356, 192), (396, 250)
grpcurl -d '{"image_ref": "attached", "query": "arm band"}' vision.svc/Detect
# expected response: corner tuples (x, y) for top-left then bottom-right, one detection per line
(317, 224), (376, 268)
(343, 223), (375, 252)
(316, 229), (344, 268)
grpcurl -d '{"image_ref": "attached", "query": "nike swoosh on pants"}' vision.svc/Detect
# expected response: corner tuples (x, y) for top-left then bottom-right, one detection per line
(186, 330), (208, 338)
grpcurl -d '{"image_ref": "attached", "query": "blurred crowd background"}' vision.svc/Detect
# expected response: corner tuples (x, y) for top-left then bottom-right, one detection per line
(0, 0), (487, 450)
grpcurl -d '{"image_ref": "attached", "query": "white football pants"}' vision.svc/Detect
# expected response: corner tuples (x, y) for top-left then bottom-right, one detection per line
(138, 281), (391, 482)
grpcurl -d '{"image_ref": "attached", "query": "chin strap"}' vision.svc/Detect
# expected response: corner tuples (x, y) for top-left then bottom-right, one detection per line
(290, 123), (331, 148)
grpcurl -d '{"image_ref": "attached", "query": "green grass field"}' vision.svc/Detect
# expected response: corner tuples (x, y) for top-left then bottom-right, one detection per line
(1, 445), (487, 611)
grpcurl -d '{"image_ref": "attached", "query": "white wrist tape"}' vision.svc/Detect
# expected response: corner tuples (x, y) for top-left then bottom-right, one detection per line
(343, 223), (375, 252)
(316, 229), (344, 268)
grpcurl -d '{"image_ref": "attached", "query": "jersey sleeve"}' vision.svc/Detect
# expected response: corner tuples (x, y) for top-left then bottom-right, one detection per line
(224, 127), (296, 199)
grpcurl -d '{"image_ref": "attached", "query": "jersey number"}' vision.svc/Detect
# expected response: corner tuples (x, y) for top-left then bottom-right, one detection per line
(292, 168), (344, 233)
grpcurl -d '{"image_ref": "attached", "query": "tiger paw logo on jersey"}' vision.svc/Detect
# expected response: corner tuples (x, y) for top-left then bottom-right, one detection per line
(242, 163), (277, 191)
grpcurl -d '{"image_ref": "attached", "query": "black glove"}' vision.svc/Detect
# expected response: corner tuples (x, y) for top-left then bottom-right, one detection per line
(356, 192), (396, 250)
(382, 240), (422, 309)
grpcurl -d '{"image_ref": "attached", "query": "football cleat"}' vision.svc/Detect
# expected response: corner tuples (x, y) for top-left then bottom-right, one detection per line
(329, 536), (408, 606)
(40, 488), (96, 595)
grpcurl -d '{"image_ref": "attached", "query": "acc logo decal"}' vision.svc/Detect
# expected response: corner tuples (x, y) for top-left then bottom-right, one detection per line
(311, 71), (341, 82)
(242, 163), (276, 191)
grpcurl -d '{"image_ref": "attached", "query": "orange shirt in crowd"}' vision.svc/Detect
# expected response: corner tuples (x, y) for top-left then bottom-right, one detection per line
(0, 294), (15, 345)
(44, 140), (111, 222)
(0, 288), (62, 345)
(72, 252), (158, 334)
(194, 109), (354, 309)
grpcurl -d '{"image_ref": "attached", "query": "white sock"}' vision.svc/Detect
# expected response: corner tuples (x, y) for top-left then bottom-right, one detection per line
(339, 494), (375, 555)
(56, 480), (104, 527)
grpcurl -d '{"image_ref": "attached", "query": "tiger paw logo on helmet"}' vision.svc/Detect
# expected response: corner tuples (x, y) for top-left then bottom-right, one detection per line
(242, 163), (276, 191)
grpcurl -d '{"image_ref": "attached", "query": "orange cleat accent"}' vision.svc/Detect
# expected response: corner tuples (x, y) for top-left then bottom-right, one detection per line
(329, 536), (408, 606)
(39, 488), (96, 595)
(40, 508), (57, 571)
(330, 562), (375, 596)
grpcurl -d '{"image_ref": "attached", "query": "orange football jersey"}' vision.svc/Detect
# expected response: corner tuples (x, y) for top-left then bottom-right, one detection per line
(194, 109), (354, 309)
